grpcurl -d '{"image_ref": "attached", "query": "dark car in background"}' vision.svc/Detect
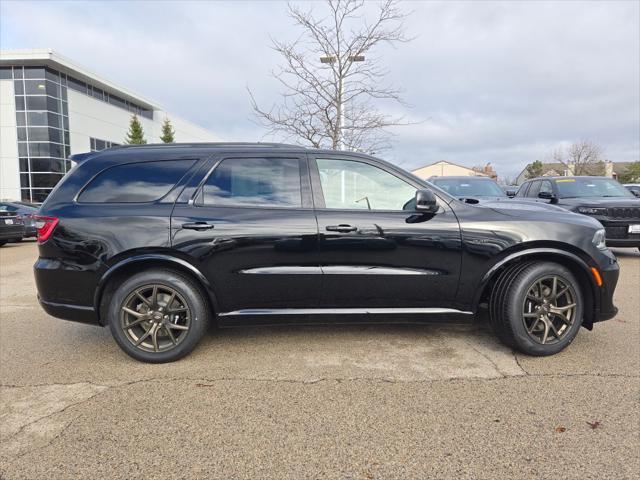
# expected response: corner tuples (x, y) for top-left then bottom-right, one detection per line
(0, 210), (25, 246)
(34, 143), (619, 363)
(501, 185), (517, 197)
(428, 176), (565, 214)
(516, 176), (640, 249)
(0, 200), (39, 238)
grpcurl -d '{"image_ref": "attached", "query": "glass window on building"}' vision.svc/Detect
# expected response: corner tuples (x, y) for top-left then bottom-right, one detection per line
(11, 66), (71, 203)
(8, 64), (153, 203)
(90, 137), (121, 152)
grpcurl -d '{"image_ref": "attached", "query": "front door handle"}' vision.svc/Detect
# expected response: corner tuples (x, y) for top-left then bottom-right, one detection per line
(182, 222), (215, 231)
(326, 224), (358, 233)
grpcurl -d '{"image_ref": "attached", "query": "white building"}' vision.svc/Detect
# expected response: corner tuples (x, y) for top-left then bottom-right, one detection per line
(0, 49), (220, 202)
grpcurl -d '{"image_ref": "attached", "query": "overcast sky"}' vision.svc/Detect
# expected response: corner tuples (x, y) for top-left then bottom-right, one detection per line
(2, 0), (638, 179)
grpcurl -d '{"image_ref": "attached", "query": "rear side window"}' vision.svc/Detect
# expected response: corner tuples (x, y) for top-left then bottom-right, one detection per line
(201, 157), (302, 207)
(79, 160), (195, 203)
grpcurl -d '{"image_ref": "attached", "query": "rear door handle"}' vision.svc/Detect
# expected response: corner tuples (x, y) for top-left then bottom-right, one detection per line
(326, 224), (358, 233)
(182, 222), (215, 231)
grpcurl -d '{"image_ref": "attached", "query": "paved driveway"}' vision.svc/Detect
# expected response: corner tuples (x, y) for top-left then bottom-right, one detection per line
(1, 242), (638, 479)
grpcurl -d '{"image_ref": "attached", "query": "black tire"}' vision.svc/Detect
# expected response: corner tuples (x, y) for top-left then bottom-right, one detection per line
(489, 261), (583, 356)
(0, 240), (7, 247)
(107, 269), (209, 363)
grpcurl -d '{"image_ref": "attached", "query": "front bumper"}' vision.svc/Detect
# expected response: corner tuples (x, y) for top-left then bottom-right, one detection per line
(593, 264), (619, 324)
(0, 224), (25, 240)
(602, 220), (640, 247)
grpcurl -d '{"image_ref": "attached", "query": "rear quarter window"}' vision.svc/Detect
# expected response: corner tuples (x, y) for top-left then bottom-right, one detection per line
(78, 159), (195, 203)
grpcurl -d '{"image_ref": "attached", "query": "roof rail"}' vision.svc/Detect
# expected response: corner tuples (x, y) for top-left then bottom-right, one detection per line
(110, 142), (307, 151)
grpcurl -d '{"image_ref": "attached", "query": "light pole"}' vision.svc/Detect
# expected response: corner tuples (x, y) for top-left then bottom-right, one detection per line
(320, 54), (365, 150)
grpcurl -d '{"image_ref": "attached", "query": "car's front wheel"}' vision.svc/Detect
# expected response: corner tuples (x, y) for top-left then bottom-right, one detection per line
(489, 261), (583, 356)
(107, 269), (209, 363)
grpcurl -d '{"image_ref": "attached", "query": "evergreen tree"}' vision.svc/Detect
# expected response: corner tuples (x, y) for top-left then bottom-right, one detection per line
(125, 114), (147, 144)
(160, 117), (175, 143)
(618, 161), (640, 183)
(525, 160), (543, 179)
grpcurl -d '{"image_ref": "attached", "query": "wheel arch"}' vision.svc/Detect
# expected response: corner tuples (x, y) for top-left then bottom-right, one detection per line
(474, 247), (598, 329)
(94, 253), (219, 326)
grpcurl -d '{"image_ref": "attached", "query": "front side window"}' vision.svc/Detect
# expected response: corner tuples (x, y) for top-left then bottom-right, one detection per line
(201, 157), (302, 207)
(78, 159), (195, 203)
(539, 180), (554, 195)
(316, 158), (416, 210)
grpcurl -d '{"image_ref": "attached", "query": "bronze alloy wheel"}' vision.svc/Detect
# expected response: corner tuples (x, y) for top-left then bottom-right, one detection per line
(120, 284), (191, 353)
(522, 275), (577, 345)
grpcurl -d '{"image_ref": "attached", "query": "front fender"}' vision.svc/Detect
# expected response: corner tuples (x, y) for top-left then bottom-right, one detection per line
(471, 247), (599, 312)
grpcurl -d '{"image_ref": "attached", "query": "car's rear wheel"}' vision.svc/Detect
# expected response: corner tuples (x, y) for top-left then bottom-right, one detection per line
(489, 261), (583, 356)
(107, 269), (209, 363)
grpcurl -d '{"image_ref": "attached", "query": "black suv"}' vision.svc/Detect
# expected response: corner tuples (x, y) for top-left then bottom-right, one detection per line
(516, 176), (640, 249)
(34, 144), (619, 362)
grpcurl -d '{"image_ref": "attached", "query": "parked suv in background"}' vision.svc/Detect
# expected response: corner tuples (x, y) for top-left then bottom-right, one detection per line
(0, 210), (25, 246)
(516, 176), (640, 250)
(34, 144), (619, 362)
(0, 200), (38, 238)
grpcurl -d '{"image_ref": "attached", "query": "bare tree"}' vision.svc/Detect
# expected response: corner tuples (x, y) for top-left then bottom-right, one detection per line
(552, 140), (605, 176)
(249, 0), (412, 153)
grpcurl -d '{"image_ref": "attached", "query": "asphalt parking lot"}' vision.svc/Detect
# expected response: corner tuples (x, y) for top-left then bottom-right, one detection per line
(0, 241), (638, 479)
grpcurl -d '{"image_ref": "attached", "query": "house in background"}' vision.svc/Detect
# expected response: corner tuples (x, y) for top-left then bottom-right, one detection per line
(514, 160), (634, 185)
(412, 160), (497, 180)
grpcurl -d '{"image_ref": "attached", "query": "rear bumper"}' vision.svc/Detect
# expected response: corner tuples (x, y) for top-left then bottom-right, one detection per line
(0, 225), (25, 240)
(38, 296), (100, 325)
(34, 257), (101, 325)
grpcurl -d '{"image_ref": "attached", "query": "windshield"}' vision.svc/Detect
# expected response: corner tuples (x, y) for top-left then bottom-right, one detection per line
(555, 178), (634, 198)
(431, 178), (505, 197)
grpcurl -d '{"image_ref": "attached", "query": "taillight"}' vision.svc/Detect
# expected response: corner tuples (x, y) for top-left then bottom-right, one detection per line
(34, 216), (59, 243)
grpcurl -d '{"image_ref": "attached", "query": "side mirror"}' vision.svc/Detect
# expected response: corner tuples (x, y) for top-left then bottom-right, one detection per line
(506, 189), (516, 198)
(631, 190), (640, 198)
(415, 189), (439, 213)
(538, 191), (557, 202)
